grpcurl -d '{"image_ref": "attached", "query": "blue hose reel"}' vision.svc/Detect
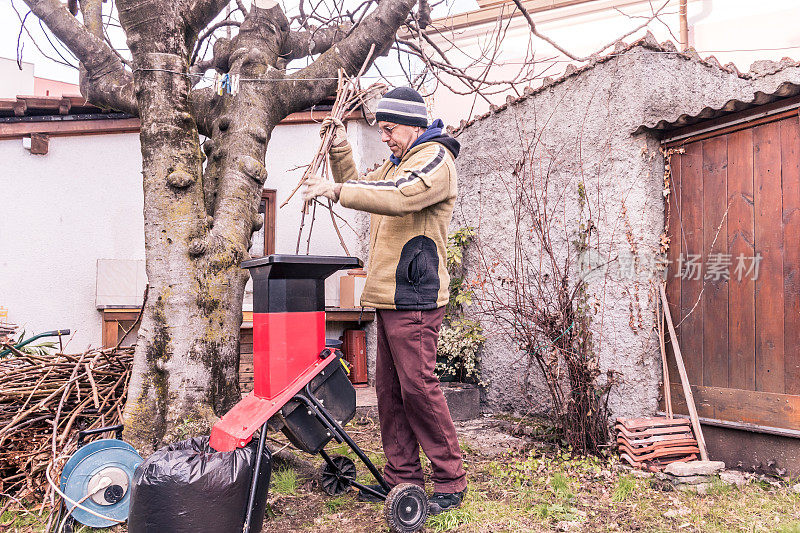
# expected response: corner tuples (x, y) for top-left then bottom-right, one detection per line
(59, 426), (142, 528)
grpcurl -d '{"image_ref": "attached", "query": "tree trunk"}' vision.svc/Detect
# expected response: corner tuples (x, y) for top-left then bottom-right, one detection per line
(121, 2), (285, 454)
(121, 49), (244, 452)
(25, 0), (422, 456)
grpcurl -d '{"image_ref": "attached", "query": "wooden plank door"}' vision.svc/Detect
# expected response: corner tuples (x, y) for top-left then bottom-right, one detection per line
(664, 114), (800, 432)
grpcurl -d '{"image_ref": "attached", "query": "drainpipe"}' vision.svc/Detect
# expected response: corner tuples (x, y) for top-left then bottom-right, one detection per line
(679, 0), (689, 51)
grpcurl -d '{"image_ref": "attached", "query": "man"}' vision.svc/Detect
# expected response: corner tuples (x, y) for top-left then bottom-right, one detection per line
(303, 87), (467, 515)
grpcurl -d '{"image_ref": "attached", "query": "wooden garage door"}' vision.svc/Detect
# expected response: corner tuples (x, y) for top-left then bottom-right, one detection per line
(665, 112), (800, 432)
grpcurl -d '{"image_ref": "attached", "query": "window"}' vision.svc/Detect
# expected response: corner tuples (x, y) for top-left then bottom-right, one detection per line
(251, 189), (276, 257)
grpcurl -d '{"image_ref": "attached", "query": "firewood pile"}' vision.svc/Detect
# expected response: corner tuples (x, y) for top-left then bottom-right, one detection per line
(0, 323), (17, 344)
(0, 346), (133, 512)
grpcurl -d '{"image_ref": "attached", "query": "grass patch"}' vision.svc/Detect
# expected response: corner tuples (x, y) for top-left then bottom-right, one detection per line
(0, 508), (48, 531)
(531, 502), (578, 521)
(549, 472), (573, 500)
(612, 475), (637, 502)
(326, 443), (355, 459)
(459, 440), (477, 456)
(427, 504), (477, 531)
(262, 416), (800, 533)
(708, 475), (733, 496)
(271, 467), (299, 495)
(0, 506), (119, 533)
(324, 495), (349, 513)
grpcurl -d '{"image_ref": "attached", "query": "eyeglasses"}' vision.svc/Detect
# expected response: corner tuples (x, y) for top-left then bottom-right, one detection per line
(377, 124), (398, 137)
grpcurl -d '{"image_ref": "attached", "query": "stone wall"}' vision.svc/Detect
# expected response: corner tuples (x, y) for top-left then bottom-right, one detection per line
(450, 40), (800, 420)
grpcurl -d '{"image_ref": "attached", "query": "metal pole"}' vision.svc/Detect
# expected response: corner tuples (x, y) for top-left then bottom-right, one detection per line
(243, 422), (270, 533)
(679, 0), (688, 51)
(303, 385), (391, 493)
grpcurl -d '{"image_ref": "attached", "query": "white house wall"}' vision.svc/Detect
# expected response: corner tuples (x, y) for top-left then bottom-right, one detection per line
(2, 119), (385, 351)
(0, 58), (34, 98)
(0, 133), (145, 351)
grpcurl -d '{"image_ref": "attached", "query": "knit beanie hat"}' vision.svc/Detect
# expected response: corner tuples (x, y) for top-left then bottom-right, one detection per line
(375, 87), (428, 128)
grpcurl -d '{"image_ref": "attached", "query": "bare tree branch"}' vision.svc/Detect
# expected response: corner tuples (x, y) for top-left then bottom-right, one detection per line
(182, 0), (232, 39)
(510, 0), (670, 61)
(282, 24), (351, 61)
(79, 0), (102, 36)
(190, 19), (241, 66)
(281, 0), (417, 114)
(21, 0), (136, 114)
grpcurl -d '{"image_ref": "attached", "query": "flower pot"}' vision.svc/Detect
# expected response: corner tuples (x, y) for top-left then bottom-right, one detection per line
(441, 382), (480, 421)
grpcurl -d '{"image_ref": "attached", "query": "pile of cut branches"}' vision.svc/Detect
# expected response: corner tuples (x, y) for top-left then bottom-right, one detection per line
(0, 346), (132, 513)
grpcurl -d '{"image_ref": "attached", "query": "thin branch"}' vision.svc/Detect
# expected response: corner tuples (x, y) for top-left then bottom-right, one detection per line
(190, 18), (242, 66)
(510, 0), (670, 61)
(21, 0), (136, 114)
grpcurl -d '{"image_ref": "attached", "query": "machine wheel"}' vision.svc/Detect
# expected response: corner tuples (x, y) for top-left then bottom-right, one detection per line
(319, 455), (356, 496)
(383, 483), (428, 533)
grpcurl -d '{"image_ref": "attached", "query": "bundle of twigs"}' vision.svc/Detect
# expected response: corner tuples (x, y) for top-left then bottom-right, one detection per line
(280, 45), (385, 255)
(0, 323), (18, 344)
(0, 346), (132, 515)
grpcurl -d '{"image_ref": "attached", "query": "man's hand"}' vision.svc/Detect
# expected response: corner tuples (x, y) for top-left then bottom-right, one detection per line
(303, 176), (343, 203)
(320, 116), (348, 148)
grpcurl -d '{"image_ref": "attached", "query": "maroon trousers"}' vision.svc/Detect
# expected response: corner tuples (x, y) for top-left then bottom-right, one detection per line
(375, 308), (467, 493)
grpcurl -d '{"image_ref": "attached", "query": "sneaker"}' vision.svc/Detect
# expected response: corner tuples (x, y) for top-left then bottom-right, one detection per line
(428, 486), (468, 515)
(357, 484), (389, 502)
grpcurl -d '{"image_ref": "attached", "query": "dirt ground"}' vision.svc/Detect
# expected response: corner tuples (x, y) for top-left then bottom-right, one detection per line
(262, 415), (800, 533)
(4, 415), (799, 532)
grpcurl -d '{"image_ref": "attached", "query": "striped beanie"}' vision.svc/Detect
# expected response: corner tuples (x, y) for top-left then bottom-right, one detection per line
(375, 87), (428, 128)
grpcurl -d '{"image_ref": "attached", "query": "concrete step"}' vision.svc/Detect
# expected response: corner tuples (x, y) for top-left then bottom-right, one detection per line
(355, 385), (377, 420)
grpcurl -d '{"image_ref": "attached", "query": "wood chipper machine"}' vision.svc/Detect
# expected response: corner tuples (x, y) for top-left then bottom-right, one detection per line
(209, 255), (429, 533)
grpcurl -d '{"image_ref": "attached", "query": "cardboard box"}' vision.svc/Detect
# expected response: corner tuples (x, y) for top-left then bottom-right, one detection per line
(339, 269), (367, 308)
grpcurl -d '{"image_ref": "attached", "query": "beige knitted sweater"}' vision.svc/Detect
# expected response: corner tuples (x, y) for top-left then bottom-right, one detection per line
(328, 140), (458, 310)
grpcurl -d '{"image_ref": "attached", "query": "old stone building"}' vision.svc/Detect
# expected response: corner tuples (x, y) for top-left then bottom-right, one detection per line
(450, 34), (800, 471)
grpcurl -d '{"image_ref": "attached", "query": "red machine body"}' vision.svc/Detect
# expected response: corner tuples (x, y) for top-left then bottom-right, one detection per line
(253, 311), (325, 398)
(209, 255), (361, 452)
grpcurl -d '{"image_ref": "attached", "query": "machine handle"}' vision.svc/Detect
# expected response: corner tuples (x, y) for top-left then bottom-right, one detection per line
(40, 329), (71, 337)
(77, 424), (124, 448)
(318, 348), (345, 360)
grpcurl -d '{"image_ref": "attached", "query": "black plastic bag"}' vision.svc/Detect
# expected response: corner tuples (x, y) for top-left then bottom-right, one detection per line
(128, 435), (271, 533)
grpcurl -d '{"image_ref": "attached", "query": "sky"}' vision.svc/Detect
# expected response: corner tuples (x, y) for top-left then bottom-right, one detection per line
(0, 0), (479, 83)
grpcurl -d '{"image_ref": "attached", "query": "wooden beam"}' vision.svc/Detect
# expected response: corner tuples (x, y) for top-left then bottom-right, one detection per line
(727, 127), (756, 391)
(0, 110), (362, 140)
(753, 121), (785, 393)
(663, 97), (800, 147)
(657, 292), (672, 417)
(660, 284), (709, 460)
(668, 383), (800, 433)
(29, 133), (49, 155)
(0, 118), (141, 139)
(701, 135), (729, 388)
(782, 117), (800, 395)
(414, 0), (599, 35)
(279, 109), (361, 125)
(324, 307), (376, 322)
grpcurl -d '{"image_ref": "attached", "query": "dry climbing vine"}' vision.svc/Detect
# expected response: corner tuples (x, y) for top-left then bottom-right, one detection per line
(470, 146), (615, 454)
